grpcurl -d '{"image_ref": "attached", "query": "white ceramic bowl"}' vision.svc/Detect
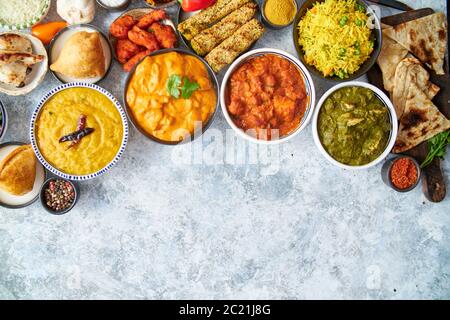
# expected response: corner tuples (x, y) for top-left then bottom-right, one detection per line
(220, 48), (316, 145)
(30, 82), (129, 181)
(0, 32), (48, 96)
(312, 81), (398, 170)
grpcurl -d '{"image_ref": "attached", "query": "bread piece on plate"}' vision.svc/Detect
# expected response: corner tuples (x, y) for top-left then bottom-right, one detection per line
(0, 145), (36, 196)
(393, 84), (450, 153)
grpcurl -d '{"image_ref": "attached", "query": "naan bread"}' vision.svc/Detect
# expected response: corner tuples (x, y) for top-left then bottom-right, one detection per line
(0, 52), (44, 66)
(393, 85), (450, 153)
(50, 31), (105, 79)
(0, 34), (32, 53)
(0, 145), (36, 196)
(377, 29), (409, 92)
(0, 61), (29, 87)
(383, 13), (448, 75)
(392, 58), (440, 119)
(0, 34), (43, 87)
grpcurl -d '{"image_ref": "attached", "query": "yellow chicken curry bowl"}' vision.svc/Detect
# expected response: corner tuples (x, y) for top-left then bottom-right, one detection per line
(30, 83), (128, 180)
(125, 49), (219, 145)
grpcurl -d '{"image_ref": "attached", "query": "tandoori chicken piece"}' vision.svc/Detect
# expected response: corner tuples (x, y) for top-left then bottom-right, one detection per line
(110, 15), (137, 40)
(150, 22), (177, 49)
(128, 26), (160, 51)
(123, 50), (150, 72)
(115, 39), (141, 64)
(136, 10), (167, 29)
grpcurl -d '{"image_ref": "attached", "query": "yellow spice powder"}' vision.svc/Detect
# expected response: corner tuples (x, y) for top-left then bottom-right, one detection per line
(264, 0), (296, 25)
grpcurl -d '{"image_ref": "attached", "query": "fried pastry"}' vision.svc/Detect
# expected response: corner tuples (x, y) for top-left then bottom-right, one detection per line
(0, 145), (36, 196)
(50, 31), (105, 79)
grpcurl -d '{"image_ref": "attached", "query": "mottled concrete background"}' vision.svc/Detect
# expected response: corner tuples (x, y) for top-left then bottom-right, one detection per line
(0, 0), (448, 299)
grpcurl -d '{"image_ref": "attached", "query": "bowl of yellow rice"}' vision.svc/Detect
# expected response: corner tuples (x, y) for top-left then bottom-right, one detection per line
(293, 0), (381, 81)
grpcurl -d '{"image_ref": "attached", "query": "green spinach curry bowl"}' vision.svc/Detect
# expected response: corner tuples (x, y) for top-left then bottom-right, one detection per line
(312, 82), (398, 170)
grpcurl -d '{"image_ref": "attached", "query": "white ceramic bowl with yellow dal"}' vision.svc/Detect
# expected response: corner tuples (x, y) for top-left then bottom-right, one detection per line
(30, 83), (128, 181)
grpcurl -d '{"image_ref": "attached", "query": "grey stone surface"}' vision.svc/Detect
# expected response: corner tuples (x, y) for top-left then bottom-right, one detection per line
(0, 0), (448, 299)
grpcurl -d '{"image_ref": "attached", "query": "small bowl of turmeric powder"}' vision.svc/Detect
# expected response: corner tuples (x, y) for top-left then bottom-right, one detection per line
(262, 0), (298, 29)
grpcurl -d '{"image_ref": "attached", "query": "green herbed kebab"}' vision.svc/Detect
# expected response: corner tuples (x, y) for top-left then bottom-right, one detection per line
(178, 0), (252, 40)
(205, 18), (265, 72)
(190, 2), (257, 56)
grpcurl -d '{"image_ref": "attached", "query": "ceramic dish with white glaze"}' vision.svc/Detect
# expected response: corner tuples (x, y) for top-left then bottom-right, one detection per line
(49, 24), (113, 84)
(96, 0), (131, 11)
(0, 32), (48, 96)
(0, 100), (7, 142)
(0, 0), (50, 30)
(30, 82), (129, 181)
(220, 48), (316, 145)
(312, 81), (398, 170)
(0, 141), (47, 209)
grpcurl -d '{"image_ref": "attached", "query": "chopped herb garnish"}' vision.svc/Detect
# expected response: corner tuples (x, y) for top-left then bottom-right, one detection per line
(167, 74), (200, 99)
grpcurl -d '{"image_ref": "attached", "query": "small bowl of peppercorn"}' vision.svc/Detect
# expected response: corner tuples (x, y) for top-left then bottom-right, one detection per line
(381, 156), (421, 193)
(40, 178), (79, 215)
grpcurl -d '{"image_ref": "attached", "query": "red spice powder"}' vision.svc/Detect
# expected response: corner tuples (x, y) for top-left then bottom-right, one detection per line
(390, 158), (418, 190)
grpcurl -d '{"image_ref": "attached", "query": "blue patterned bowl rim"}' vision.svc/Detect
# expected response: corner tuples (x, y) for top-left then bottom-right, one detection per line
(29, 82), (129, 181)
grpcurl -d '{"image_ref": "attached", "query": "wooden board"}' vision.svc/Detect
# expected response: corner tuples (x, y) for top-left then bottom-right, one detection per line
(367, 9), (450, 202)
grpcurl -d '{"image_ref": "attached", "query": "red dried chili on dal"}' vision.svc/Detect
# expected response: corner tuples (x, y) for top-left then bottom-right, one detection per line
(390, 158), (418, 190)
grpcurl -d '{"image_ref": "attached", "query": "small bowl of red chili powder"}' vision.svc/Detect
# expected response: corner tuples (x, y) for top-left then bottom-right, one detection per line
(381, 156), (421, 192)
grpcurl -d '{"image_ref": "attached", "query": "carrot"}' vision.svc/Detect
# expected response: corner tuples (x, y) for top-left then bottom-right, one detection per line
(32, 21), (68, 45)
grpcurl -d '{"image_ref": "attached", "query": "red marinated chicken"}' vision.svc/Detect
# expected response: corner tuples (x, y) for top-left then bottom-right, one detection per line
(115, 39), (141, 64)
(110, 15), (137, 40)
(123, 50), (151, 72)
(128, 25), (160, 51)
(136, 10), (167, 29)
(150, 22), (177, 49)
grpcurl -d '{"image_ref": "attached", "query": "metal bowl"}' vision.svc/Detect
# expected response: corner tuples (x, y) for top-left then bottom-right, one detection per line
(261, 0), (298, 29)
(48, 24), (113, 84)
(292, 0), (382, 82)
(123, 48), (220, 145)
(381, 156), (421, 192)
(220, 48), (317, 145)
(40, 178), (80, 215)
(0, 100), (7, 142)
(311, 81), (398, 170)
